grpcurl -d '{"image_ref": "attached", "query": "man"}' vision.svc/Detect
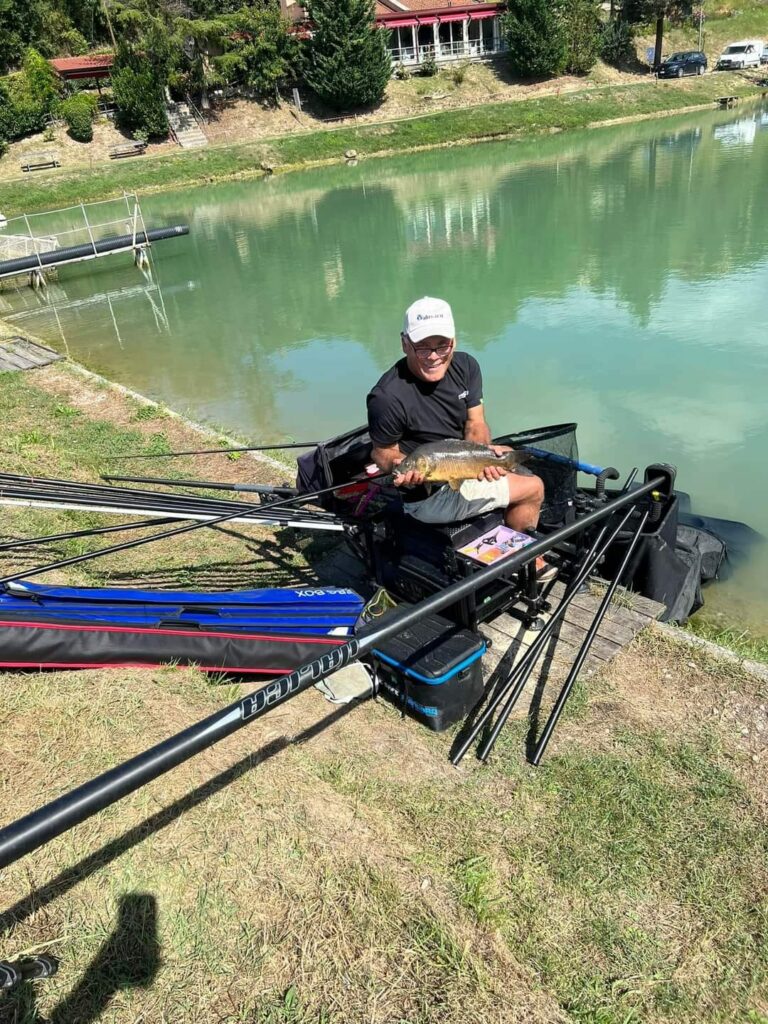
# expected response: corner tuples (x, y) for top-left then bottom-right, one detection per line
(367, 295), (547, 539)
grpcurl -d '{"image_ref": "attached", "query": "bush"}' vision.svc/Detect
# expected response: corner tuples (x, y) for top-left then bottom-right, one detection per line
(420, 51), (438, 76)
(0, 73), (47, 141)
(60, 93), (97, 142)
(502, 0), (568, 78)
(393, 61), (411, 80)
(451, 61), (470, 85)
(304, 0), (392, 111)
(562, 0), (602, 74)
(601, 18), (636, 66)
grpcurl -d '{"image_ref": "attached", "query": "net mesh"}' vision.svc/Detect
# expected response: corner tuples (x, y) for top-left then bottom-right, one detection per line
(494, 422), (578, 526)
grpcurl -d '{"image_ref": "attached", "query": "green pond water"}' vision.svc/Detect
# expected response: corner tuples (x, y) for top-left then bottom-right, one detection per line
(2, 100), (767, 631)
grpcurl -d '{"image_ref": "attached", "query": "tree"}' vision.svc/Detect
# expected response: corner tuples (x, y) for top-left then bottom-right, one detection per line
(502, 0), (567, 79)
(304, 0), (392, 112)
(0, 0), (44, 73)
(562, 0), (602, 74)
(22, 46), (60, 111)
(112, 38), (169, 138)
(213, 6), (299, 102)
(621, 0), (692, 66)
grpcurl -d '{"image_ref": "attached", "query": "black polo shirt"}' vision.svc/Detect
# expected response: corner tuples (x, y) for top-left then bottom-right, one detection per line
(366, 351), (483, 454)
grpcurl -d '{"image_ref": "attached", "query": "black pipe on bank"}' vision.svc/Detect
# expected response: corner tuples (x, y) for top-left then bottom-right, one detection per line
(0, 476), (664, 869)
(0, 226), (189, 278)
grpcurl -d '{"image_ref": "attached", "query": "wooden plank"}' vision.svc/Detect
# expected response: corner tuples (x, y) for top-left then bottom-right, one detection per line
(0, 337), (61, 372)
(562, 602), (637, 646)
(10, 340), (57, 367)
(0, 349), (33, 371)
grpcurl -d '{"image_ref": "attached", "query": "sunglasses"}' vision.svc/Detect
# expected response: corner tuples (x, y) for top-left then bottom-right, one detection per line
(409, 340), (453, 359)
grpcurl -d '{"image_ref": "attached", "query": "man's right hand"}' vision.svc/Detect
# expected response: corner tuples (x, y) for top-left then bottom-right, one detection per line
(393, 468), (426, 488)
(392, 458), (425, 488)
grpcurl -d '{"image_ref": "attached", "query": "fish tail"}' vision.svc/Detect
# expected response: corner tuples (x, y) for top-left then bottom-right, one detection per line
(503, 450), (528, 472)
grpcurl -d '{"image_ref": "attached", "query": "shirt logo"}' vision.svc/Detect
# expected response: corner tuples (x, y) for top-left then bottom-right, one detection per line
(458, 390), (469, 400)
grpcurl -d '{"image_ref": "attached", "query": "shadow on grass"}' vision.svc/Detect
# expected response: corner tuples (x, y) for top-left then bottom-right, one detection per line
(5, 892), (159, 1024)
(0, 701), (359, 939)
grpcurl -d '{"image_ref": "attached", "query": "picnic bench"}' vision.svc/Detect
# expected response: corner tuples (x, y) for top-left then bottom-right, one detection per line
(109, 141), (147, 159)
(20, 150), (60, 172)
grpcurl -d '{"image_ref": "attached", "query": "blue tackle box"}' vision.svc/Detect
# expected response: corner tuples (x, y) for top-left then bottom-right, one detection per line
(371, 611), (487, 731)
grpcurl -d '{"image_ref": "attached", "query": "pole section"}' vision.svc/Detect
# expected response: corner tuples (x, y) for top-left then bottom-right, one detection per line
(530, 509), (650, 766)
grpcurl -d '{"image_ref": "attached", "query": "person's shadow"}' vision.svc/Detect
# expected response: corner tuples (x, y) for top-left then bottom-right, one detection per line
(6, 893), (159, 1024)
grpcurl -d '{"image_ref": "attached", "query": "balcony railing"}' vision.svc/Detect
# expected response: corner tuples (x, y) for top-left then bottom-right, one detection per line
(389, 38), (504, 67)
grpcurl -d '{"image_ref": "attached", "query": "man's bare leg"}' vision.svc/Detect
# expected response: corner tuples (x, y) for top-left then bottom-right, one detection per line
(504, 473), (544, 532)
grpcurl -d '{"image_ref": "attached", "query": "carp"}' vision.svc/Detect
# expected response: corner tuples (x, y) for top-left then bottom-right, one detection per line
(395, 440), (530, 490)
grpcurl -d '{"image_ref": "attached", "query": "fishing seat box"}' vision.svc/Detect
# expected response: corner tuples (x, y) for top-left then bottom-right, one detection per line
(370, 611), (486, 732)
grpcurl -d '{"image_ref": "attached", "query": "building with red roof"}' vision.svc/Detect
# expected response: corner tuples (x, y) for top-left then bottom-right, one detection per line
(282, 0), (505, 69)
(49, 54), (115, 81)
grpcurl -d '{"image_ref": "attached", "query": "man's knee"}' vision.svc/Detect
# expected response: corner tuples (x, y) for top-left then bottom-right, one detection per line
(507, 471), (544, 506)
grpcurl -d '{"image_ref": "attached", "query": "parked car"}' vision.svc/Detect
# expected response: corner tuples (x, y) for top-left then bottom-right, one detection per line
(657, 50), (707, 77)
(761, 44), (768, 65)
(715, 39), (764, 70)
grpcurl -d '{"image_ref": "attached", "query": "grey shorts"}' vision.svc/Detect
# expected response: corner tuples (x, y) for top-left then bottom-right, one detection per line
(403, 476), (510, 525)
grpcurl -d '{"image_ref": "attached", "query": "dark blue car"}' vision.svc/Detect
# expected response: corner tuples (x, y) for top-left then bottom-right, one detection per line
(657, 50), (708, 77)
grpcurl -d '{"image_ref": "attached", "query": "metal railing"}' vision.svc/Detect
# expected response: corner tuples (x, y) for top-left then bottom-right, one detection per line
(389, 38), (504, 66)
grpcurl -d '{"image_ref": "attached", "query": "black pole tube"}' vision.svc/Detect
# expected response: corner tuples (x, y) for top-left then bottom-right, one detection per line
(0, 226), (189, 279)
(530, 509), (650, 766)
(0, 472), (385, 587)
(0, 516), (177, 553)
(451, 508), (633, 766)
(103, 474), (299, 497)
(107, 441), (322, 460)
(0, 478), (663, 869)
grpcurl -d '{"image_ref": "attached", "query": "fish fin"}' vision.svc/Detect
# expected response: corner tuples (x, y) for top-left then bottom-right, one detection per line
(447, 479), (462, 491)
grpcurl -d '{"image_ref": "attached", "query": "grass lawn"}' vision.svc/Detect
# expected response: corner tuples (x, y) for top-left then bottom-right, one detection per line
(0, 363), (767, 1023)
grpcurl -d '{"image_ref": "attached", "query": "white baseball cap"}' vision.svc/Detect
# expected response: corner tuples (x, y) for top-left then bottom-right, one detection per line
(402, 296), (455, 344)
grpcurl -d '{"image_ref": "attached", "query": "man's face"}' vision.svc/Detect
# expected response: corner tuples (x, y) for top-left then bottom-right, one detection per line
(402, 333), (455, 383)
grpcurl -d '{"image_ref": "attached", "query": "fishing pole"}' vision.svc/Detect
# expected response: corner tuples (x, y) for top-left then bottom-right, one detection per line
(0, 473), (387, 588)
(450, 507), (635, 766)
(102, 474), (300, 498)
(529, 508), (650, 766)
(0, 517), (178, 553)
(107, 441), (323, 460)
(0, 496), (345, 533)
(0, 477), (340, 524)
(0, 472), (338, 520)
(0, 476), (665, 870)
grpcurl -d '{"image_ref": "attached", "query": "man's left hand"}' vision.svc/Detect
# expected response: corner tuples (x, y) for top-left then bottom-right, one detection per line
(477, 444), (512, 481)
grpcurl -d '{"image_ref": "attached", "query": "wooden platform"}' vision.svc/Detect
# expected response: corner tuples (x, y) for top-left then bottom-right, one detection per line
(0, 336), (62, 372)
(317, 542), (664, 717)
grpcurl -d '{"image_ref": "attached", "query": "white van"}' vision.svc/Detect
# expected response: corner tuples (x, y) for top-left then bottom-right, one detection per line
(715, 39), (764, 70)
(761, 44), (768, 65)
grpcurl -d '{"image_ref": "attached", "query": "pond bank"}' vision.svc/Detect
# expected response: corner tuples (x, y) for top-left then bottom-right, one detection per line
(0, 72), (762, 216)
